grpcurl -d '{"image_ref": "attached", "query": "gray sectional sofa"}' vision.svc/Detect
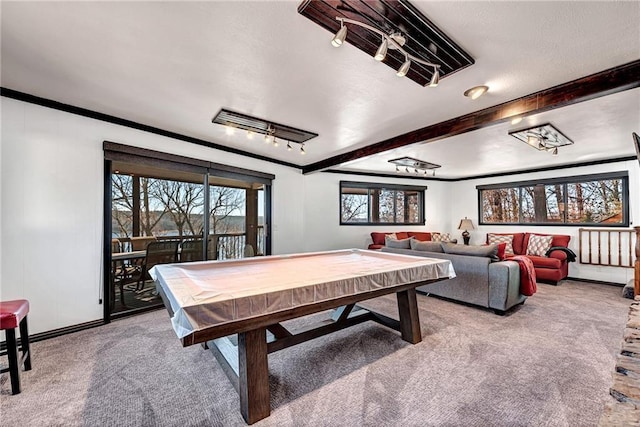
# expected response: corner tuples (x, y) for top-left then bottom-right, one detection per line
(381, 245), (526, 314)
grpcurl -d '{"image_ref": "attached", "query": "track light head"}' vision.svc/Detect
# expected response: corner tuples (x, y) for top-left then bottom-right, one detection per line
(331, 23), (347, 47)
(374, 38), (388, 61)
(287, 142), (292, 151)
(273, 138), (279, 147)
(405, 167), (409, 173)
(300, 144), (306, 155)
(551, 147), (558, 156)
(396, 58), (411, 77)
(428, 67), (440, 87)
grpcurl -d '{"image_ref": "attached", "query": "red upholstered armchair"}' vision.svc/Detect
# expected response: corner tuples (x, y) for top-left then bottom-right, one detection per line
(487, 232), (571, 285)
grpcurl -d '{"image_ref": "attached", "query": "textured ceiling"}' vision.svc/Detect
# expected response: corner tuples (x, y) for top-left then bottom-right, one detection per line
(1, 1), (639, 178)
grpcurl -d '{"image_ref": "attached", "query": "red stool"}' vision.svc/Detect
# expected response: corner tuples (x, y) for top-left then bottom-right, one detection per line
(0, 300), (32, 395)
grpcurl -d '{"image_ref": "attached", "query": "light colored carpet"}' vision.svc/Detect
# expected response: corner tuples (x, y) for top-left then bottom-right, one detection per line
(0, 280), (630, 426)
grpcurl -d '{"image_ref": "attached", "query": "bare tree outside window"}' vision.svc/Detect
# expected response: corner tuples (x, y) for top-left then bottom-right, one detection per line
(479, 174), (627, 226)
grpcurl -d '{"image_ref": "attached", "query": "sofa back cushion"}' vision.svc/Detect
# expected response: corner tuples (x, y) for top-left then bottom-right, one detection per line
(442, 243), (499, 261)
(371, 232), (391, 245)
(523, 233), (571, 251)
(410, 239), (443, 252)
(407, 231), (432, 241)
(394, 232), (409, 240)
(385, 235), (412, 249)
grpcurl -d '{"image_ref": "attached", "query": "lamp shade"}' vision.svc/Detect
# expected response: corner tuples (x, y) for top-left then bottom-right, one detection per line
(458, 218), (475, 230)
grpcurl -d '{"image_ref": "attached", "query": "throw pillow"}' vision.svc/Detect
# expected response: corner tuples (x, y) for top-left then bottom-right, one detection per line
(488, 233), (514, 254)
(410, 239), (444, 252)
(385, 235), (412, 249)
(432, 233), (453, 243)
(441, 243), (499, 261)
(526, 234), (553, 257)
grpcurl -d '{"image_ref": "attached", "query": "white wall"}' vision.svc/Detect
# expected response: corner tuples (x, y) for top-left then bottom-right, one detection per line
(2, 96), (638, 335)
(449, 161), (640, 284)
(0, 97), (306, 334)
(303, 172), (451, 252)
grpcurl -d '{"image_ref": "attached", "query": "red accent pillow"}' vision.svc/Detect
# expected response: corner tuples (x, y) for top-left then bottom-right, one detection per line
(395, 232), (409, 240)
(496, 242), (507, 260)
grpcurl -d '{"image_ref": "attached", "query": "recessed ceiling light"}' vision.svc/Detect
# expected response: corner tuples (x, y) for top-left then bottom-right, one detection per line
(510, 116), (523, 125)
(464, 85), (489, 100)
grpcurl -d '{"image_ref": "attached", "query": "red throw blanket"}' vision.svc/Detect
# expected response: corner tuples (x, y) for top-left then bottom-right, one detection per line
(508, 255), (537, 296)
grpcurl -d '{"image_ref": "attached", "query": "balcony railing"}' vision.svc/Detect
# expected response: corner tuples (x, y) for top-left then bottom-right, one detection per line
(116, 225), (265, 260)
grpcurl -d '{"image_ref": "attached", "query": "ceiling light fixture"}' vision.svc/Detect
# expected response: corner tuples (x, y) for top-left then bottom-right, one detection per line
(389, 157), (441, 176)
(331, 17), (441, 87)
(509, 123), (574, 155)
(464, 85), (489, 99)
(212, 109), (317, 155)
(510, 116), (523, 125)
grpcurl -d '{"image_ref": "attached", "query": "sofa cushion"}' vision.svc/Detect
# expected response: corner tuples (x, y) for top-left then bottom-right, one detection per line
(395, 232), (409, 240)
(526, 234), (553, 256)
(407, 231), (432, 241)
(523, 255), (562, 269)
(432, 233), (454, 242)
(410, 239), (443, 252)
(368, 244), (384, 250)
(371, 232), (390, 245)
(487, 233), (514, 255)
(385, 235), (412, 249)
(442, 243), (499, 261)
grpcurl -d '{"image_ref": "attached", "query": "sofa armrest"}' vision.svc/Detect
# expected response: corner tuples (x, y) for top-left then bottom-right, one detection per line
(488, 261), (526, 311)
(547, 249), (568, 262)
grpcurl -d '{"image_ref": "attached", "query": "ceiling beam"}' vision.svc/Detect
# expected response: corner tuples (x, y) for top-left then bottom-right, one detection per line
(303, 59), (640, 174)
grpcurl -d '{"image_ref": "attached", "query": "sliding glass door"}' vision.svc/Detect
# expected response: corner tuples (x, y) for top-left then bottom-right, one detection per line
(104, 144), (273, 320)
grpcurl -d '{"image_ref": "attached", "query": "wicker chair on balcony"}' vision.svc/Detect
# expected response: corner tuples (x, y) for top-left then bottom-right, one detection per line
(136, 241), (179, 291)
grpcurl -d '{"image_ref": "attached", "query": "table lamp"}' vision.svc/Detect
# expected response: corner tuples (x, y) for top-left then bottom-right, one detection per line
(457, 217), (475, 245)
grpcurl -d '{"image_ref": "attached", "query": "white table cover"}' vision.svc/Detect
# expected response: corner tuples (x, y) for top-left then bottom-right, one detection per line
(150, 249), (455, 338)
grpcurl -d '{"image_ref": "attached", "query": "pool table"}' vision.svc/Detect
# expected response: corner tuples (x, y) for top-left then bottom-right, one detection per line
(150, 249), (454, 424)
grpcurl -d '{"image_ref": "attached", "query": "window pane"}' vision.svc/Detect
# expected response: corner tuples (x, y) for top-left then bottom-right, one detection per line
(341, 187), (369, 223)
(545, 184), (565, 222)
(378, 190), (395, 223)
(567, 179), (624, 224)
(520, 186), (535, 223)
(395, 191), (405, 222)
(406, 191), (420, 223)
(112, 173), (133, 238)
(481, 188), (520, 223)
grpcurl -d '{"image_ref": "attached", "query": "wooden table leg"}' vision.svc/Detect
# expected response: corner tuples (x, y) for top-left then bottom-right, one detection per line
(396, 288), (422, 344)
(238, 327), (270, 424)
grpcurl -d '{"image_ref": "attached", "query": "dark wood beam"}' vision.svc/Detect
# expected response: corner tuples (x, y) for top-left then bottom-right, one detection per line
(303, 60), (640, 174)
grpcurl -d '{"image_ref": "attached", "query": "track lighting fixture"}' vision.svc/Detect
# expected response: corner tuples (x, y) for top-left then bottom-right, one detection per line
(509, 123), (573, 156)
(389, 157), (441, 176)
(212, 109), (317, 155)
(331, 17), (441, 87)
